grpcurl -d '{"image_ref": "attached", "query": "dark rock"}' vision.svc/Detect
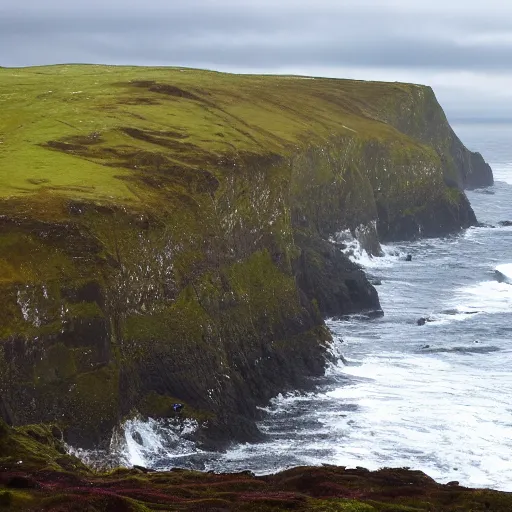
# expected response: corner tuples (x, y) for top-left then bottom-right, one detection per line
(462, 152), (494, 189)
(498, 220), (512, 227)
(417, 318), (427, 326)
(7, 476), (38, 489)
(0, 418), (10, 438)
(377, 190), (478, 242)
(0, 396), (13, 426)
(51, 426), (63, 440)
(495, 269), (512, 284)
(133, 465), (154, 473)
(132, 431), (144, 446)
(353, 223), (383, 257)
(294, 233), (380, 318)
(405, 254), (412, 262)
(365, 309), (385, 319)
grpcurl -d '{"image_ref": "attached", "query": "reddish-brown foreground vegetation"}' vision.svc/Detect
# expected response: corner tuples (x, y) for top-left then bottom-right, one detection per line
(1, 421), (511, 511)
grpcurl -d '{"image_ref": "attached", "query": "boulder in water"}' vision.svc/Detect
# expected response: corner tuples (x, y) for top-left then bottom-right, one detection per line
(495, 264), (512, 284)
(498, 220), (512, 227)
(405, 254), (412, 262)
(132, 431), (144, 446)
(133, 465), (154, 473)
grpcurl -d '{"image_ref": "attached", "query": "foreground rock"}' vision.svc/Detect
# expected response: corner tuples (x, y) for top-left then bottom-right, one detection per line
(1, 422), (511, 512)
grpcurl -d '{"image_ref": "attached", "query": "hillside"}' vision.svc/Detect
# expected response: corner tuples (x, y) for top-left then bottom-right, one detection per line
(0, 65), (493, 449)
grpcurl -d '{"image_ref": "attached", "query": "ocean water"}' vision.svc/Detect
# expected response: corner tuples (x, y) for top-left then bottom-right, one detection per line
(106, 123), (512, 491)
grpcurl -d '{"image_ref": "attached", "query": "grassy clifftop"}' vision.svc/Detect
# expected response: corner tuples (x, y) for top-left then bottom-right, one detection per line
(0, 65), (489, 240)
(1, 65), (442, 204)
(0, 65), (491, 448)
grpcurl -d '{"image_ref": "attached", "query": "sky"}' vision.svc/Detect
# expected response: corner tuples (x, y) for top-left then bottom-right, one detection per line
(2, 0), (511, 121)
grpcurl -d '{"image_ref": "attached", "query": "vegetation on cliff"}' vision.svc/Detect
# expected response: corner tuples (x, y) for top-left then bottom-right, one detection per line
(1, 421), (512, 511)
(0, 65), (492, 448)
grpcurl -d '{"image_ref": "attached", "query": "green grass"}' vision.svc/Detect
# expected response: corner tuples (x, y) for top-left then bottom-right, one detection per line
(0, 64), (435, 208)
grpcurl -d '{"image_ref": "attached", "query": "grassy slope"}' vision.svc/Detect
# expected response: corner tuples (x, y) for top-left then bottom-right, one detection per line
(0, 64), (431, 207)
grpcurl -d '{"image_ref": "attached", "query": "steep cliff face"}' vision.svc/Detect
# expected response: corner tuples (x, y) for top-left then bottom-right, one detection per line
(358, 83), (494, 190)
(0, 66), (492, 448)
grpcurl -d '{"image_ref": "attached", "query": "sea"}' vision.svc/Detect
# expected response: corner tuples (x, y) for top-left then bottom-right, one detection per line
(89, 123), (512, 492)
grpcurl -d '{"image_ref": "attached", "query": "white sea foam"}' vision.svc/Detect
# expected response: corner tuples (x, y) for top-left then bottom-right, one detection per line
(69, 416), (201, 470)
(331, 228), (404, 269)
(351, 244), (404, 269)
(119, 417), (201, 468)
(420, 311), (474, 326)
(320, 351), (512, 490)
(450, 279), (512, 316)
(493, 163), (512, 185)
(210, 344), (512, 490)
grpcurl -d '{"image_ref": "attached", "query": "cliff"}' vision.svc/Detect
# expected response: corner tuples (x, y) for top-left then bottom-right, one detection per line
(2, 422), (512, 511)
(0, 65), (493, 449)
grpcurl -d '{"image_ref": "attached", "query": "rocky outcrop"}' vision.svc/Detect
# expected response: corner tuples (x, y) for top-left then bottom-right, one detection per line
(368, 83), (494, 191)
(377, 188), (477, 242)
(0, 66), (493, 450)
(447, 135), (493, 189)
(294, 233), (381, 318)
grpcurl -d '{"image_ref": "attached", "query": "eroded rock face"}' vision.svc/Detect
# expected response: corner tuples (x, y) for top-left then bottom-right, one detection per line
(377, 188), (477, 242)
(294, 233), (381, 319)
(370, 83), (494, 190)
(452, 146), (494, 189)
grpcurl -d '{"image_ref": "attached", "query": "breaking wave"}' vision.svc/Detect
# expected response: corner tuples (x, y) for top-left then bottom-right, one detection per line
(331, 226), (406, 269)
(69, 416), (201, 471)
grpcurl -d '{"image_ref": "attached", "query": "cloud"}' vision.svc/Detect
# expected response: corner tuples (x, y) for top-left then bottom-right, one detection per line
(1, 0), (511, 120)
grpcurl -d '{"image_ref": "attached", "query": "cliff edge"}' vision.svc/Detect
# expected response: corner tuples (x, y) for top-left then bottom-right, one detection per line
(0, 66), (493, 449)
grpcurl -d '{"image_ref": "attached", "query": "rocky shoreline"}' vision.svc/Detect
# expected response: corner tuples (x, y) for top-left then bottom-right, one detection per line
(1, 421), (512, 511)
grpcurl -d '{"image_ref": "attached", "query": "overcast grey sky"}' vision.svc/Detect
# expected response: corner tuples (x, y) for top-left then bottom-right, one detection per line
(2, 0), (511, 120)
